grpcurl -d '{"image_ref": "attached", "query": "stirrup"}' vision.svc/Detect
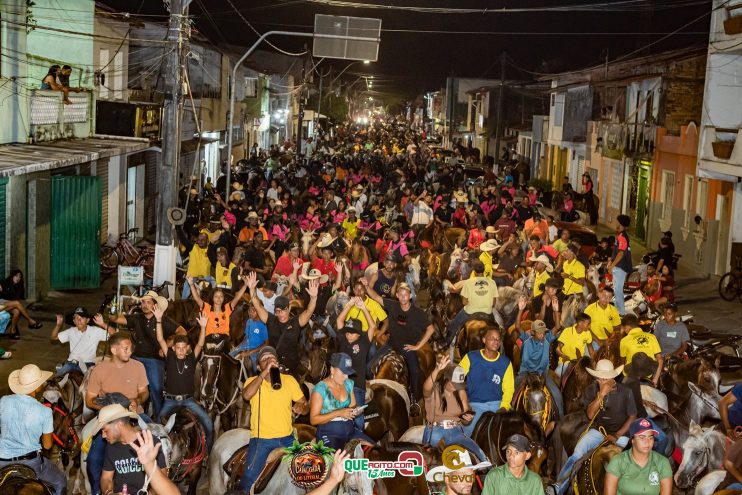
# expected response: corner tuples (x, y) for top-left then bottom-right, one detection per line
(409, 402), (421, 417)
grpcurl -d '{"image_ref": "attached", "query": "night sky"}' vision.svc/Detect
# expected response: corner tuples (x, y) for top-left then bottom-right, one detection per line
(102, 0), (713, 97)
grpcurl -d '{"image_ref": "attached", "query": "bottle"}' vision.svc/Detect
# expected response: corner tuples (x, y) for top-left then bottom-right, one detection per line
(269, 366), (282, 390)
(110, 296), (118, 315)
(121, 484), (129, 495)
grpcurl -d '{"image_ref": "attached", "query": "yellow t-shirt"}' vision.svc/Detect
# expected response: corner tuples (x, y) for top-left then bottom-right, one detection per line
(187, 245), (211, 278)
(344, 297), (388, 332)
(244, 374), (304, 438)
(460, 277), (499, 314)
(533, 269), (550, 298)
(215, 262), (236, 288)
(199, 227), (223, 244)
(552, 239), (570, 254)
(478, 251), (494, 278)
(562, 258), (586, 296)
(342, 218), (361, 240)
(557, 325), (593, 363)
(620, 328), (662, 366)
(584, 301), (621, 340)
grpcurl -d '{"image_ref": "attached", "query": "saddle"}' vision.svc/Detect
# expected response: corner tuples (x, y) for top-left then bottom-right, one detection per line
(224, 445), (285, 493)
(0, 463), (53, 495)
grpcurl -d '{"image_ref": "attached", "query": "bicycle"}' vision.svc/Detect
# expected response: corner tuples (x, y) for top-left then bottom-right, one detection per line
(100, 228), (155, 279)
(718, 256), (742, 301)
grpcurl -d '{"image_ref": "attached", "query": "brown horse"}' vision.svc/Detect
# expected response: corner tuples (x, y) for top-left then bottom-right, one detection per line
(372, 345), (436, 393)
(592, 331), (622, 367)
(512, 372), (556, 437)
(364, 380), (411, 442)
(167, 409), (207, 495)
(569, 442), (622, 495)
(471, 410), (548, 475)
(561, 356), (595, 415)
(661, 355), (720, 410)
(0, 464), (53, 495)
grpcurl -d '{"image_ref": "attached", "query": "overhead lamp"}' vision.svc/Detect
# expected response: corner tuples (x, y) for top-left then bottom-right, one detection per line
(363, 60), (370, 64)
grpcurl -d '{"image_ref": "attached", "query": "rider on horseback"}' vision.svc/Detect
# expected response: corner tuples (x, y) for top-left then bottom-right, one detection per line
(51, 306), (115, 378)
(444, 260), (499, 347)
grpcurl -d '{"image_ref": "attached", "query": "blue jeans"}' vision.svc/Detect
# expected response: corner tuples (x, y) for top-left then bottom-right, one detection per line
(515, 370), (564, 418)
(159, 398), (214, 452)
(181, 276), (216, 299)
(240, 434), (294, 492)
(463, 400), (501, 437)
(353, 387), (366, 431)
(612, 267), (628, 315)
(445, 309), (476, 346)
(728, 483), (742, 490)
(423, 424), (489, 463)
(87, 412), (152, 495)
(54, 360), (95, 378)
(0, 455), (66, 495)
(316, 419), (374, 450)
(134, 357), (165, 418)
(400, 348), (422, 400)
(557, 428), (628, 495)
(228, 345), (259, 373)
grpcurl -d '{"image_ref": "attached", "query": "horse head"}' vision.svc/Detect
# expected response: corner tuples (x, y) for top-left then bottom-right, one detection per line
(199, 353), (223, 411)
(300, 229), (315, 257)
(446, 247), (464, 280)
(687, 381), (722, 424)
(675, 421), (726, 489)
(408, 255), (421, 289)
(144, 420), (174, 470)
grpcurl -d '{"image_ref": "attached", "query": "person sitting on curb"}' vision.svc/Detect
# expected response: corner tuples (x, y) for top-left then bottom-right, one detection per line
(51, 306), (115, 378)
(481, 434), (542, 494)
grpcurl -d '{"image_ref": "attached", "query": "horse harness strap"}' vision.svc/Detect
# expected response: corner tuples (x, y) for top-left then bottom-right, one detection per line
(42, 401), (79, 448)
(171, 414), (207, 482)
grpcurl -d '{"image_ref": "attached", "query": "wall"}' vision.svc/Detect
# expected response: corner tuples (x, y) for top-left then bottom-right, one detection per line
(661, 57), (706, 135)
(93, 16), (129, 102)
(563, 85), (594, 142)
(26, 0), (95, 88)
(0, 0), (30, 144)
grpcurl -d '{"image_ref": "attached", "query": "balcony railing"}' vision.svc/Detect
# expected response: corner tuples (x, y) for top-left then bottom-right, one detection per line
(598, 121), (656, 160)
(29, 90), (93, 142)
(700, 125), (742, 166)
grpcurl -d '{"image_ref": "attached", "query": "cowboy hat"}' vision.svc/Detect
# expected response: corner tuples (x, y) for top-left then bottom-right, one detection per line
(85, 404), (139, 439)
(229, 192), (244, 202)
(232, 182), (244, 191)
(317, 233), (336, 249)
(8, 364), (53, 395)
(137, 290), (169, 313)
(189, 188), (198, 195)
(480, 239), (500, 252)
(625, 352), (657, 378)
(485, 225), (498, 235)
(301, 268), (330, 284)
(425, 446), (491, 482)
(166, 207), (186, 226)
(247, 211), (259, 220)
(586, 359), (624, 379)
(529, 254), (554, 273)
(453, 190), (468, 203)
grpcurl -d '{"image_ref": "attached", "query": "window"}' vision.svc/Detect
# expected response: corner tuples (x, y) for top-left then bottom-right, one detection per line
(682, 175), (694, 228)
(696, 179), (708, 218)
(660, 170), (675, 219)
(554, 93), (565, 127)
(244, 77), (258, 98)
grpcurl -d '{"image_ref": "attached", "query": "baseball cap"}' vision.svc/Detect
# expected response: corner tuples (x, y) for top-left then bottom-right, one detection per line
(274, 296), (290, 311)
(629, 418), (659, 437)
(257, 346), (278, 362)
(502, 434), (531, 453)
(73, 306), (92, 318)
(443, 365), (467, 390)
(329, 352), (355, 375)
(530, 320), (547, 334)
(342, 319), (363, 335)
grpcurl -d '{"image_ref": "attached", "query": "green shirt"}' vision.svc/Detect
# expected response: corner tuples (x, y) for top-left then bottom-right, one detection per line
(605, 449), (672, 495)
(481, 464), (543, 495)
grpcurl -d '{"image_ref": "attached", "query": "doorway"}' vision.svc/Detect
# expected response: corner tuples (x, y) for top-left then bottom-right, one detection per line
(126, 164), (145, 241)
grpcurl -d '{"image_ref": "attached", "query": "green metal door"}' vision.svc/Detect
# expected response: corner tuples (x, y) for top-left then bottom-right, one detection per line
(635, 163), (651, 241)
(0, 178), (7, 278)
(50, 176), (101, 289)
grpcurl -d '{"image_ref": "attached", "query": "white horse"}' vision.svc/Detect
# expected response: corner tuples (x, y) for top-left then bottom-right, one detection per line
(209, 428), (251, 494)
(694, 469), (728, 495)
(674, 421), (727, 490)
(300, 229), (316, 258)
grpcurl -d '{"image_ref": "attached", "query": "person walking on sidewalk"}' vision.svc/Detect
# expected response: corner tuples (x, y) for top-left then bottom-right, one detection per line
(0, 364), (66, 495)
(607, 214), (632, 315)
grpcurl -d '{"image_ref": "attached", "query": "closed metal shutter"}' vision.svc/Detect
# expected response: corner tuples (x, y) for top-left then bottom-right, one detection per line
(145, 150), (158, 236)
(0, 179), (7, 277)
(98, 159), (110, 243)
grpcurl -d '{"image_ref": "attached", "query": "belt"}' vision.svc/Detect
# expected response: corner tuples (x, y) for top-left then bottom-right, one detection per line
(427, 420), (461, 429)
(163, 393), (192, 401)
(0, 451), (39, 462)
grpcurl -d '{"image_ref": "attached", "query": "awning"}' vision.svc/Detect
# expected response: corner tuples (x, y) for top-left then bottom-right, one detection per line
(697, 166), (742, 183)
(181, 137), (219, 154)
(0, 137), (150, 178)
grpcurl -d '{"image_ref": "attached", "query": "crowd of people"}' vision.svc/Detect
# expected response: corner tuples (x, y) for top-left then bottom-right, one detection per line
(0, 117), (741, 495)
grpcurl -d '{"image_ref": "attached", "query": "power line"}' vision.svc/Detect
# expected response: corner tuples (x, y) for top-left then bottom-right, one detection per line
(223, 0), (308, 57)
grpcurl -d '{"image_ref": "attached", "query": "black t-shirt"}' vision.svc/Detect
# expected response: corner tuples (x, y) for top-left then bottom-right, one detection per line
(103, 438), (167, 493)
(382, 300), (430, 352)
(581, 381), (637, 434)
(164, 349), (196, 396)
(125, 313), (178, 360)
(243, 244), (265, 269)
(266, 314), (302, 373)
(336, 335), (371, 390)
(435, 206), (452, 224)
(532, 292), (566, 330)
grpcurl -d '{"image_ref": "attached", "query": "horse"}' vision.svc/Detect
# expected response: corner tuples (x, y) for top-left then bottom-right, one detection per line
(512, 372), (556, 437)
(471, 410), (548, 475)
(568, 442), (623, 495)
(198, 341), (248, 433)
(560, 293), (591, 328)
(668, 382), (722, 448)
(674, 421), (727, 490)
(662, 355), (721, 410)
(0, 463), (54, 495)
(300, 228), (316, 257)
(591, 331), (622, 367)
(166, 409), (207, 495)
(364, 379), (411, 442)
(365, 441), (442, 495)
(560, 356), (595, 415)
(695, 469), (732, 495)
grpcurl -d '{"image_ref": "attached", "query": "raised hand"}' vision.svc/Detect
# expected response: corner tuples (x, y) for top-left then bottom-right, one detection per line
(153, 305), (165, 321)
(92, 313), (105, 328)
(129, 429), (161, 468)
(56, 314), (64, 326)
(246, 271), (258, 291)
(436, 355), (451, 371)
(306, 279), (319, 298)
(196, 314), (208, 328)
(517, 295), (528, 312)
(328, 449), (349, 484)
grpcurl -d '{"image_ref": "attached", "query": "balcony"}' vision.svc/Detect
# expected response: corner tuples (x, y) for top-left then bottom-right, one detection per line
(698, 125), (742, 177)
(29, 90), (94, 143)
(598, 121), (656, 161)
(711, 0), (742, 49)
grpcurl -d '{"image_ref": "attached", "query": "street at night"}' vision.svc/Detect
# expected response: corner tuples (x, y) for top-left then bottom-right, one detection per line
(0, 1), (741, 494)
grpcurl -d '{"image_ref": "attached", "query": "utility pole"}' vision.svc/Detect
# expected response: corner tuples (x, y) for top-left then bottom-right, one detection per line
(298, 65), (306, 155)
(493, 52), (507, 170)
(153, 0), (190, 296)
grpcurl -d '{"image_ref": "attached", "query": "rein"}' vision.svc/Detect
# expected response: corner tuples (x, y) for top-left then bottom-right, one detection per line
(43, 401), (79, 450)
(516, 385), (553, 432)
(170, 415), (207, 482)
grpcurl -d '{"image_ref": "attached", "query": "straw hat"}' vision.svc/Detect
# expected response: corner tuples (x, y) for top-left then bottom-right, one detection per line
(301, 268), (330, 284)
(480, 239), (500, 252)
(485, 225), (498, 235)
(453, 190), (468, 203)
(232, 182), (244, 191)
(317, 233), (336, 249)
(351, 185), (364, 198)
(85, 404), (139, 438)
(137, 290), (169, 313)
(8, 364), (53, 395)
(529, 254), (554, 273)
(247, 211), (259, 220)
(586, 359), (624, 379)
